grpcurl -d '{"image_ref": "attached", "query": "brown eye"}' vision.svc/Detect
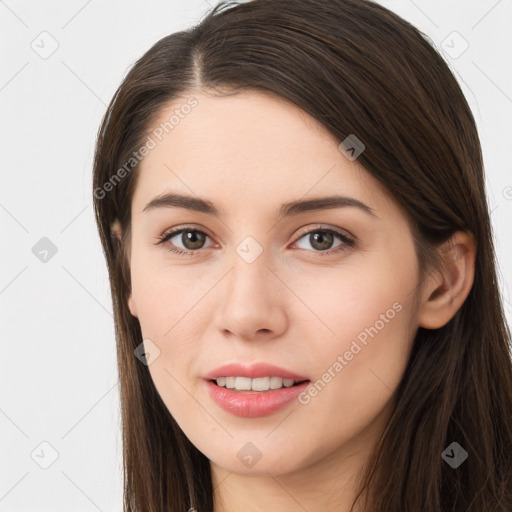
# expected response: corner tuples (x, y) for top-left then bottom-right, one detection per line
(157, 226), (214, 256)
(293, 226), (355, 256)
(308, 230), (334, 251)
(179, 230), (207, 250)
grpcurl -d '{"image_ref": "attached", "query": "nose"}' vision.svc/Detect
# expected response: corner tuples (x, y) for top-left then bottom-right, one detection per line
(213, 250), (289, 342)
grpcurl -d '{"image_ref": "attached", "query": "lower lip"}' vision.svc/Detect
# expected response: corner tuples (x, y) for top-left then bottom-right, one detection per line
(204, 379), (311, 418)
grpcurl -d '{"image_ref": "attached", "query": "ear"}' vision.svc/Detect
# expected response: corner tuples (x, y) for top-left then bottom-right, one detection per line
(128, 293), (138, 318)
(111, 219), (138, 318)
(111, 218), (122, 241)
(417, 231), (476, 329)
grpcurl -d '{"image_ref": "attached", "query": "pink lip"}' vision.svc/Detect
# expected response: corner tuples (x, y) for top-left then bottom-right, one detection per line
(203, 362), (310, 418)
(203, 362), (309, 381)
(204, 380), (310, 418)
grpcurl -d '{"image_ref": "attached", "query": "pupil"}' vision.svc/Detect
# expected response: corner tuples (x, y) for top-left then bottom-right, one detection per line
(184, 231), (205, 250)
(312, 231), (333, 250)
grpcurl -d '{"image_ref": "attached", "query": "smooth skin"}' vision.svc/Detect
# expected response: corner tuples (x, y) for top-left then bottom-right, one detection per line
(112, 90), (475, 512)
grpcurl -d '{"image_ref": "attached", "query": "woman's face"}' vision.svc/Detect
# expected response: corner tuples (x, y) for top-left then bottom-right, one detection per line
(126, 90), (423, 477)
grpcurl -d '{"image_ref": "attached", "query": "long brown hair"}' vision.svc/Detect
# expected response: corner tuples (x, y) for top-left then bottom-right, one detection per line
(92, 1), (512, 510)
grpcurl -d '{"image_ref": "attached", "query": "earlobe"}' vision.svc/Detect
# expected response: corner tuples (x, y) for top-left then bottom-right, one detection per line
(111, 219), (136, 317)
(110, 219), (138, 318)
(417, 231), (476, 329)
(128, 293), (138, 318)
(111, 219), (122, 240)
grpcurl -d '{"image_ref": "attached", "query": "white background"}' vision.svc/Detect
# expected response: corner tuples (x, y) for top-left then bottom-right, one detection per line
(0, 0), (511, 510)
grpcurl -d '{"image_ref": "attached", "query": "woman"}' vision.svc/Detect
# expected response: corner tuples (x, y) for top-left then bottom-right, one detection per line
(92, 0), (512, 510)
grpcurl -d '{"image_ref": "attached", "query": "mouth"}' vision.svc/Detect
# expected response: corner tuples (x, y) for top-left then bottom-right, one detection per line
(210, 376), (310, 393)
(203, 362), (311, 416)
(205, 378), (312, 417)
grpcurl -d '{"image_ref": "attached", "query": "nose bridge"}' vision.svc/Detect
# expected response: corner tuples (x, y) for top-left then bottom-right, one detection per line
(227, 233), (273, 299)
(213, 230), (288, 339)
(222, 214), (273, 280)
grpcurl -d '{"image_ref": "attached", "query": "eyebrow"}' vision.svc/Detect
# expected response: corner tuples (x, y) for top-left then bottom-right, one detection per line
(142, 192), (377, 218)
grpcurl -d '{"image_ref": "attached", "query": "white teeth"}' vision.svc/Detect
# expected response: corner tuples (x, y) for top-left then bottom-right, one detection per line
(215, 376), (301, 391)
(235, 376), (252, 390)
(252, 377), (270, 391)
(269, 376), (283, 389)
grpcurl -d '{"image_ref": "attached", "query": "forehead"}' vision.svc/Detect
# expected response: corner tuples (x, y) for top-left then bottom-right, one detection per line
(131, 90), (396, 219)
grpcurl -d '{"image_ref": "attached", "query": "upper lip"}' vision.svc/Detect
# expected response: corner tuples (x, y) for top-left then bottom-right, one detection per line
(203, 362), (310, 381)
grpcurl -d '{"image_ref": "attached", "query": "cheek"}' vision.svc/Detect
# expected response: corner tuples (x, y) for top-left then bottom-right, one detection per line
(300, 252), (415, 342)
(129, 254), (217, 408)
(294, 260), (418, 441)
(130, 245), (213, 338)
(130, 273), (203, 422)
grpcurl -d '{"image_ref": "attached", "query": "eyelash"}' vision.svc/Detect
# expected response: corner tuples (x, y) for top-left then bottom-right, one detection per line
(156, 224), (356, 258)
